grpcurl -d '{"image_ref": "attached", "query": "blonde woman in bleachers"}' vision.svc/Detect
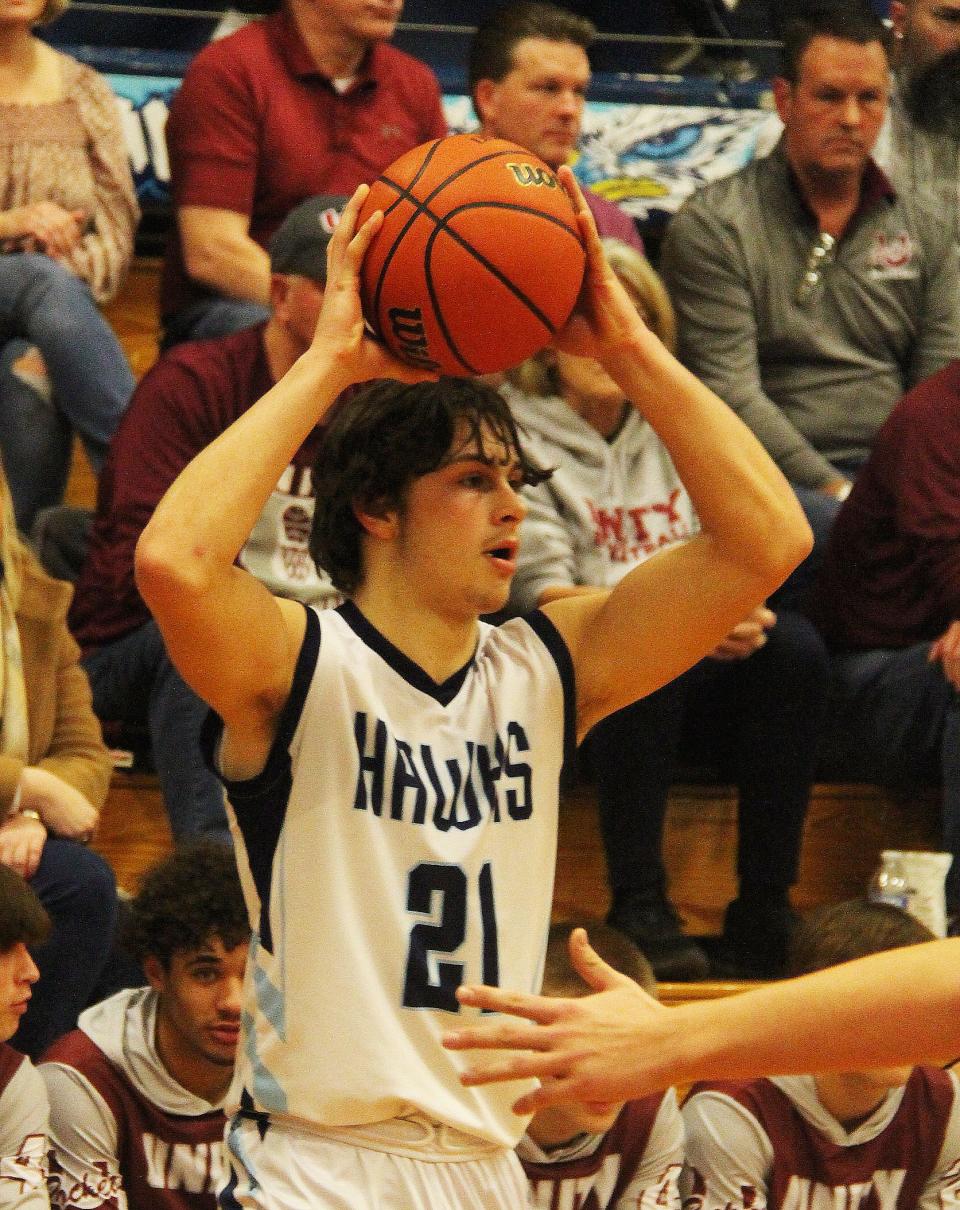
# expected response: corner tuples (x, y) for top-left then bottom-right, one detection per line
(502, 238), (830, 982)
(0, 0), (138, 531)
(0, 452), (120, 1058)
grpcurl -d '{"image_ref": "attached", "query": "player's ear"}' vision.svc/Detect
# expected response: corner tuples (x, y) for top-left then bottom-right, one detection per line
(772, 75), (794, 125)
(269, 273), (292, 314)
(143, 954), (167, 993)
(473, 79), (497, 126)
(889, 0), (906, 38)
(353, 497), (399, 541)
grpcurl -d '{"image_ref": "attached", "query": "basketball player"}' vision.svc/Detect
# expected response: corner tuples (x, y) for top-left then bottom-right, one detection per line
(41, 843), (249, 1210)
(0, 865), (50, 1210)
(133, 174), (809, 1208)
(444, 929), (959, 1113)
(683, 902), (960, 1210)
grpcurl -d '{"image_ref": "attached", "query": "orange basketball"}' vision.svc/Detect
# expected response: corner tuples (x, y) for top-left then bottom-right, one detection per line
(358, 133), (586, 377)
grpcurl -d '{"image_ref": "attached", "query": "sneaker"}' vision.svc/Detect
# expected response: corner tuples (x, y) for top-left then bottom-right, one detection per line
(713, 894), (799, 980)
(607, 890), (711, 982)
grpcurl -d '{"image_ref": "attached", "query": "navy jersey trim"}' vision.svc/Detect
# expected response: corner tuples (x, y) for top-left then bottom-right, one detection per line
(523, 609), (577, 769)
(199, 605), (322, 953)
(337, 599), (474, 706)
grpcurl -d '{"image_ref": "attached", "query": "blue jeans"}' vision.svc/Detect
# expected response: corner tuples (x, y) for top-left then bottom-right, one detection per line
(0, 254), (135, 530)
(826, 643), (960, 909)
(162, 297), (270, 349)
(83, 620), (231, 842)
(583, 609), (830, 899)
(12, 838), (118, 1059)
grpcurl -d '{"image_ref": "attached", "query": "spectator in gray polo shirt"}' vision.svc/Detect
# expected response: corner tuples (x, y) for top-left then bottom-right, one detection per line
(660, 5), (960, 607)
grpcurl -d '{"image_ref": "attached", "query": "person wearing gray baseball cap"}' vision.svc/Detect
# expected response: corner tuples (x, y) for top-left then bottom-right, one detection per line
(69, 196), (348, 844)
(268, 195), (347, 284)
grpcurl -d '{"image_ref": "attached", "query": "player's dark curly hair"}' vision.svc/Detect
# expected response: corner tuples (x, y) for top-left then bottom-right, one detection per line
(789, 898), (934, 977)
(310, 377), (550, 597)
(123, 841), (249, 968)
(0, 865), (50, 952)
(469, 2), (595, 104)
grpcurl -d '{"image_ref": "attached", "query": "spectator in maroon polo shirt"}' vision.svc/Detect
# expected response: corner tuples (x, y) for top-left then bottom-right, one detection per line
(161, 0), (447, 347)
(808, 359), (960, 920)
(70, 197), (347, 842)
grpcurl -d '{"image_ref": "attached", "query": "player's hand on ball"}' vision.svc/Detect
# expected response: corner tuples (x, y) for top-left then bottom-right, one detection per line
(552, 167), (652, 364)
(310, 185), (438, 385)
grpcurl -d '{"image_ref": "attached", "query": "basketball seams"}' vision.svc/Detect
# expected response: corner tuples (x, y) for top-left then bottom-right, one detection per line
(359, 134), (587, 374)
(369, 197), (579, 349)
(424, 207), (575, 348)
(367, 147), (577, 334)
(375, 138), (445, 221)
(422, 225), (477, 374)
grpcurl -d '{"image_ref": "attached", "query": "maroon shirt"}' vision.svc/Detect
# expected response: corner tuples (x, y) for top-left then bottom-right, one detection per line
(520, 1096), (668, 1210)
(162, 10), (447, 318)
(69, 325), (321, 653)
(43, 1031), (225, 1210)
(811, 360), (960, 650)
(584, 190), (644, 253)
(687, 1069), (956, 1210)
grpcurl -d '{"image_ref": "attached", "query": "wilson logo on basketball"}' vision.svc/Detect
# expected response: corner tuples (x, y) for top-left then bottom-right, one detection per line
(388, 307), (441, 372)
(506, 163), (557, 188)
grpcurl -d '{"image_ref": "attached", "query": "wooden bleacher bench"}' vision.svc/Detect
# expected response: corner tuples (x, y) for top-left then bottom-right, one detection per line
(556, 780), (941, 938)
(95, 769), (941, 919)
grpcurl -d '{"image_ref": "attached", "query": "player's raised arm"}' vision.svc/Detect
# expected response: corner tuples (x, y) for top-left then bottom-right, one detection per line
(541, 168), (812, 739)
(135, 186), (433, 763)
(444, 930), (960, 1113)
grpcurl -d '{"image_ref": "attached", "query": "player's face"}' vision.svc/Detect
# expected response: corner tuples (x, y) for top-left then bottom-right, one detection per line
(775, 36), (888, 181)
(324, 0), (403, 43)
(0, 941), (39, 1042)
(149, 937), (247, 1074)
(395, 425), (528, 619)
(527, 1098), (625, 1147)
(476, 38), (590, 171)
(894, 0), (960, 72)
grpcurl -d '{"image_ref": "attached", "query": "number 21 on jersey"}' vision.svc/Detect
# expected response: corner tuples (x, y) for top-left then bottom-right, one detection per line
(403, 861), (499, 1012)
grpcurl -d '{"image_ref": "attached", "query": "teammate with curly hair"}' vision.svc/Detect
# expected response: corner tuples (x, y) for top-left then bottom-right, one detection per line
(40, 842), (249, 1210)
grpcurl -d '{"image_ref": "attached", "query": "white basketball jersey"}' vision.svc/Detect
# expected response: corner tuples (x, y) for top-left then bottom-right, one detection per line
(208, 602), (575, 1149)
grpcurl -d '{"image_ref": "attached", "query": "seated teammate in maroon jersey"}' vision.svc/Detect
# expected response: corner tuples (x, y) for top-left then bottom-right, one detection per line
(0, 866), (49, 1209)
(40, 843), (249, 1210)
(682, 901), (960, 1210)
(519, 919), (683, 1210)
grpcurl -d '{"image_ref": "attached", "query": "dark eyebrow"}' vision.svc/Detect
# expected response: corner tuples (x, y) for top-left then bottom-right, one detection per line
(442, 452), (520, 470)
(184, 952), (222, 970)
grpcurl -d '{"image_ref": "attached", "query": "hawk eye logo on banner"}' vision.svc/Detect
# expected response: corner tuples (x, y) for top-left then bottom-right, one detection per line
(506, 163), (557, 188)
